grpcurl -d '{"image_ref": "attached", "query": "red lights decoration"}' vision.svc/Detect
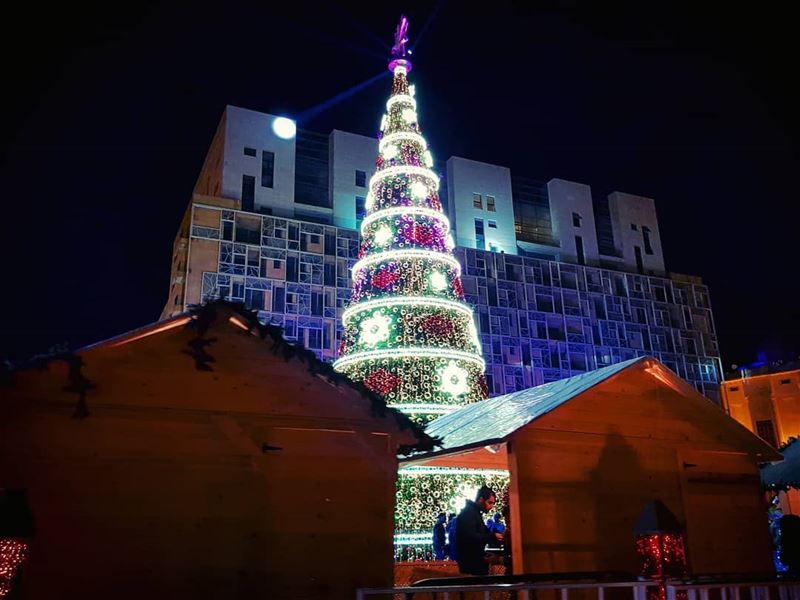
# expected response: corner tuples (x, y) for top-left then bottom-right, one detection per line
(410, 224), (435, 246)
(421, 314), (456, 338)
(478, 373), (489, 398)
(363, 368), (403, 397)
(636, 533), (688, 579)
(372, 269), (401, 290)
(633, 500), (689, 600)
(0, 540), (28, 599)
(452, 277), (464, 299)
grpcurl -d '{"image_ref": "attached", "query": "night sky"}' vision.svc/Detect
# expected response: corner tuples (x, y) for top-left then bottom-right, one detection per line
(1, 2), (797, 369)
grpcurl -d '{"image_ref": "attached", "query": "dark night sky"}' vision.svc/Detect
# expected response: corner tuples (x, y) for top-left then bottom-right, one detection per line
(1, 1), (797, 368)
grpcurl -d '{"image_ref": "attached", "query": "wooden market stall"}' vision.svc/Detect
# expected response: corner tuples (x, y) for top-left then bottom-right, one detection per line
(0, 302), (432, 599)
(403, 356), (780, 577)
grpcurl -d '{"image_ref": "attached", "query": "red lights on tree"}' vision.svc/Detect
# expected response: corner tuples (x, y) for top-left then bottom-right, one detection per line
(363, 368), (403, 396)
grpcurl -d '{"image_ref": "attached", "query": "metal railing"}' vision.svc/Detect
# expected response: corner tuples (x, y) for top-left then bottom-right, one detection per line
(357, 578), (651, 599)
(666, 581), (800, 600)
(357, 578), (800, 600)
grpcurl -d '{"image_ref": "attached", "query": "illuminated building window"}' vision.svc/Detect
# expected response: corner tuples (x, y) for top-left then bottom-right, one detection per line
(244, 289), (265, 310)
(474, 218), (485, 250)
(487, 195), (496, 211)
(272, 286), (285, 312)
(234, 214), (261, 244)
(241, 175), (255, 212)
(756, 420), (778, 447)
(575, 235), (585, 265)
(643, 226), (654, 255)
(634, 246), (644, 274)
(261, 151), (275, 188)
(473, 193), (482, 209)
(355, 196), (366, 225)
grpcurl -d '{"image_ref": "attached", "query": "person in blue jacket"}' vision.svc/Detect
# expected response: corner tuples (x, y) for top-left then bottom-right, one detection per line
(432, 512), (447, 560)
(446, 513), (458, 560)
(486, 512), (505, 534)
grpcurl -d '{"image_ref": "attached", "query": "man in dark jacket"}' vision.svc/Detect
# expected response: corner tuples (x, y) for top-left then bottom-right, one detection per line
(455, 485), (504, 576)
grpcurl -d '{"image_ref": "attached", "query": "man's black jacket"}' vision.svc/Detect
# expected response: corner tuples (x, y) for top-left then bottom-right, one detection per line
(455, 500), (494, 575)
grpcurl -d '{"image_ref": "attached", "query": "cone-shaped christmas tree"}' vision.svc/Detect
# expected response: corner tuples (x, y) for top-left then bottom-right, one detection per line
(336, 17), (509, 554)
(333, 16), (487, 424)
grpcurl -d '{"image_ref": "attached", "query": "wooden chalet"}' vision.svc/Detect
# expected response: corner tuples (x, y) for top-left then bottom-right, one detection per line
(403, 356), (781, 576)
(0, 302), (432, 599)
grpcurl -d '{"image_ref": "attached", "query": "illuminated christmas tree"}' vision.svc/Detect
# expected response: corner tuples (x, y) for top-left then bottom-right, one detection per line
(333, 16), (509, 554)
(333, 16), (487, 425)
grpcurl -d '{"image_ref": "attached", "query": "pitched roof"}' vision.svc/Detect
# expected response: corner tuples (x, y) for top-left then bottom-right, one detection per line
(409, 355), (780, 462)
(422, 356), (645, 454)
(3, 300), (435, 454)
(761, 437), (800, 490)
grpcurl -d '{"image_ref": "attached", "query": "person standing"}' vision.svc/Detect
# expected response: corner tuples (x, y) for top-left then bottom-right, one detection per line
(446, 513), (458, 560)
(432, 512), (447, 560)
(455, 485), (504, 576)
(490, 513), (505, 534)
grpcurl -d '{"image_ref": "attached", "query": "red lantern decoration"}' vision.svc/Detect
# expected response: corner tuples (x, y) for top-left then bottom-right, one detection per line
(634, 500), (689, 600)
(0, 490), (34, 599)
(0, 540), (28, 598)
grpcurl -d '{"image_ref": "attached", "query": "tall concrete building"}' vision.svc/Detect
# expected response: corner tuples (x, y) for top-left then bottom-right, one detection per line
(164, 105), (722, 402)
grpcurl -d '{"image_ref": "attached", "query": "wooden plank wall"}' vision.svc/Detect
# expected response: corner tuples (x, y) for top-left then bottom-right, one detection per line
(510, 369), (773, 575)
(0, 318), (409, 599)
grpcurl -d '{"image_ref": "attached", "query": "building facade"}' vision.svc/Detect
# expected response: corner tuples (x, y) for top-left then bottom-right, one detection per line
(164, 106), (722, 401)
(722, 365), (800, 447)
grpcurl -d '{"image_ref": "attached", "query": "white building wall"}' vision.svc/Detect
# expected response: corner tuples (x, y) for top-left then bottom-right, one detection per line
(608, 191), (666, 275)
(208, 106), (670, 276)
(221, 105), (296, 217)
(329, 130), (377, 230)
(547, 178), (600, 266)
(446, 157), (517, 255)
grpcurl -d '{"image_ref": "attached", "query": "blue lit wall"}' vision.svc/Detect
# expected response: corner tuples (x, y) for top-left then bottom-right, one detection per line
(192, 206), (721, 403)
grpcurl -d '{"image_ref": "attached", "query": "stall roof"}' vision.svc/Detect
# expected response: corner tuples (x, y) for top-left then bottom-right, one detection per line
(406, 355), (781, 463)
(762, 438), (800, 490)
(421, 356), (645, 454)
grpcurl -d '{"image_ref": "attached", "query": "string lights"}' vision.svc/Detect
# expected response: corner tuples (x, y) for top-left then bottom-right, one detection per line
(0, 540), (28, 599)
(396, 467), (510, 538)
(335, 17), (499, 547)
